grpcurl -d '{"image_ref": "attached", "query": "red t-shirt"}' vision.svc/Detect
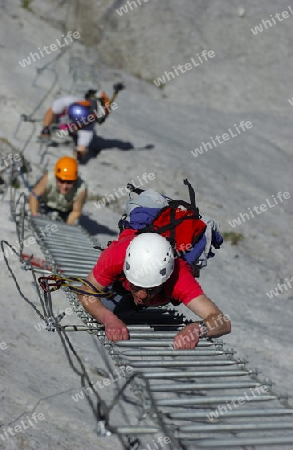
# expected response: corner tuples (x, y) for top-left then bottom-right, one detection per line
(92, 229), (204, 306)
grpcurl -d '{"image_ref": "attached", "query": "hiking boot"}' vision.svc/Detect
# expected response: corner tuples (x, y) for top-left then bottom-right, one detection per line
(77, 151), (87, 164)
(40, 126), (51, 138)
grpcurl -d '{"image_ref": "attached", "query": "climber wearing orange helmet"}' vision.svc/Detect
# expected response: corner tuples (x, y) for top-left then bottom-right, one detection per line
(29, 156), (87, 225)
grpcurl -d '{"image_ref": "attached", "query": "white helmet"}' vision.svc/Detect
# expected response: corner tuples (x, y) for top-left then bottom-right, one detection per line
(123, 233), (175, 288)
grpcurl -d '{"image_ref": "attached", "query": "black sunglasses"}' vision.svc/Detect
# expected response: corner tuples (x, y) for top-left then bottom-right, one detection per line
(129, 283), (161, 296)
(56, 177), (75, 185)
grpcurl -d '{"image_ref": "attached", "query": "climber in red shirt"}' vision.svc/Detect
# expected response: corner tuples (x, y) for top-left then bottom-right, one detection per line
(78, 230), (231, 349)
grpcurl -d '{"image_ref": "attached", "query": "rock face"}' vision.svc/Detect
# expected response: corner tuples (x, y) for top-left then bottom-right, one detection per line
(1, 0), (293, 449)
(37, 0), (293, 112)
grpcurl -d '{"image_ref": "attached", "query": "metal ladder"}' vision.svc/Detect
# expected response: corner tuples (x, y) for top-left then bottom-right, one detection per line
(30, 215), (293, 449)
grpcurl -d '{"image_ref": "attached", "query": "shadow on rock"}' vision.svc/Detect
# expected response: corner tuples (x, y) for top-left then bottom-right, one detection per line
(79, 214), (117, 237)
(78, 135), (154, 164)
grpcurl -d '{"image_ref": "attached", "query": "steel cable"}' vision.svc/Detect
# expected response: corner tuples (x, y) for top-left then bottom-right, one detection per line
(1, 240), (46, 323)
(16, 0), (82, 157)
(2, 248), (176, 449)
(5, 2), (195, 447)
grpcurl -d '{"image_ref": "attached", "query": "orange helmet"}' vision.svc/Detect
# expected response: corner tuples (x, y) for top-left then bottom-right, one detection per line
(54, 156), (78, 181)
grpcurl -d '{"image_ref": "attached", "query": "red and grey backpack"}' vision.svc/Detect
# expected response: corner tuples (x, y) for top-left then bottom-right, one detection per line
(118, 179), (223, 275)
